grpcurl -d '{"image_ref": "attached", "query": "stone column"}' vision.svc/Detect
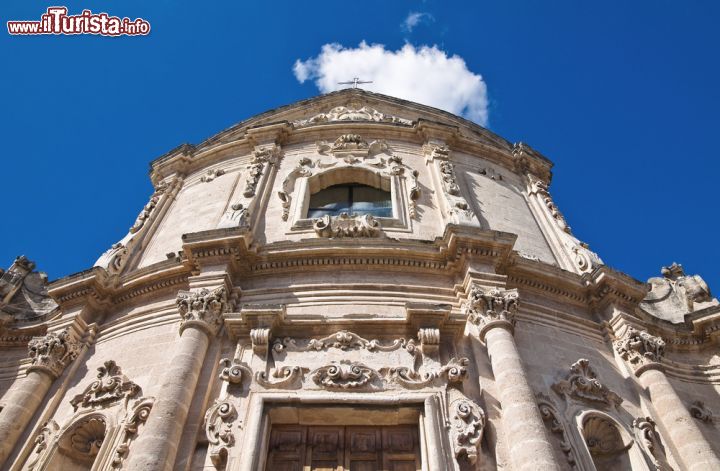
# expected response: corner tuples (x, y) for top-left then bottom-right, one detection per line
(615, 327), (720, 471)
(126, 287), (226, 471)
(465, 285), (560, 470)
(0, 330), (78, 467)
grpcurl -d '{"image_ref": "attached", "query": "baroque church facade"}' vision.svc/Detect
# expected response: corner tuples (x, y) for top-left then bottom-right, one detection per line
(0, 89), (719, 471)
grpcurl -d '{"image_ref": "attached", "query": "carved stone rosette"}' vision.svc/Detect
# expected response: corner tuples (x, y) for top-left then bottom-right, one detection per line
(449, 398), (485, 464)
(70, 360), (140, 410)
(552, 359), (622, 408)
(205, 400), (238, 467)
(313, 213), (381, 238)
(614, 327), (666, 375)
(176, 287), (226, 336)
(464, 285), (519, 338)
(27, 330), (79, 378)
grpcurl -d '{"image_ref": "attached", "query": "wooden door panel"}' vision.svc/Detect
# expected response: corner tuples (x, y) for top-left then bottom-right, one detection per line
(266, 424), (421, 471)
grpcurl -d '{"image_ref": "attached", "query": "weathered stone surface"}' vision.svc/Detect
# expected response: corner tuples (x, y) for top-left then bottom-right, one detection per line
(1, 89), (718, 470)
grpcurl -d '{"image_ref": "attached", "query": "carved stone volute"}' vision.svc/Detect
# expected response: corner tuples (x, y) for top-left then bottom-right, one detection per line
(614, 327), (666, 375)
(464, 285), (519, 339)
(27, 330), (79, 378)
(177, 287), (226, 337)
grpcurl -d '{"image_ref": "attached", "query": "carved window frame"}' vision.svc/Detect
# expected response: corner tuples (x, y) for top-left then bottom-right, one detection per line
(286, 167), (412, 234)
(239, 392), (453, 471)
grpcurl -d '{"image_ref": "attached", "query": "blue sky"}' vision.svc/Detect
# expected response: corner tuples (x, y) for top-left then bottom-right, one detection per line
(1, 1), (718, 291)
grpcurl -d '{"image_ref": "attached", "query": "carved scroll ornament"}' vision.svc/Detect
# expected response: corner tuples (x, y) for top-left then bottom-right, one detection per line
(552, 359), (622, 408)
(312, 360), (377, 389)
(388, 357), (468, 389)
(449, 398), (485, 464)
(313, 213), (381, 238)
(70, 360), (140, 411)
(205, 400), (237, 467)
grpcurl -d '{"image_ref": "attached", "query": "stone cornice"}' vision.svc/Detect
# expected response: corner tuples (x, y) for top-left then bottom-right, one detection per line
(147, 89), (553, 188)
(585, 266), (648, 308)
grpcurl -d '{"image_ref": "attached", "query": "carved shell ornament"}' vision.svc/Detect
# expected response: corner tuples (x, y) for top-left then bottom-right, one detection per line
(312, 360), (377, 389)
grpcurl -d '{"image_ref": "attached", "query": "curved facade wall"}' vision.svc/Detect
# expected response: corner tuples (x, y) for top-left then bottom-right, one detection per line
(0, 89), (719, 471)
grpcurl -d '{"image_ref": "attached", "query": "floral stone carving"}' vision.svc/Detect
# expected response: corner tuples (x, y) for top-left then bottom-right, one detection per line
(312, 360), (377, 389)
(388, 357), (468, 389)
(614, 327), (665, 373)
(449, 397), (485, 464)
(552, 359), (622, 408)
(244, 144), (280, 197)
(27, 329), (79, 378)
(70, 360), (140, 410)
(293, 105), (412, 127)
(205, 400), (238, 467)
(633, 416), (672, 471)
(177, 287), (226, 336)
(464, 285), (519, 335)
(313, 213), (381, 238)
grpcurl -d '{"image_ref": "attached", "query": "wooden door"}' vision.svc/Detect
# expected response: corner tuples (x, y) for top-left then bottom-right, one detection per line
(266, 425), (421, 471)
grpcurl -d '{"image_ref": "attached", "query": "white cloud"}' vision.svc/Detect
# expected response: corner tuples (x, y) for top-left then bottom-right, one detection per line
(293, 42), (489, 126)
(402, 12), (433, 32)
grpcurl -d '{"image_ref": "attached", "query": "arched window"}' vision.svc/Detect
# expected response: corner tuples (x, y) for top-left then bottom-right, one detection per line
(307, 183), (392, 218)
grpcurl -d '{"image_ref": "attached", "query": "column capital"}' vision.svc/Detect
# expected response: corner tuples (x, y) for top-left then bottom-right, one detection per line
(614, 326), (666, 376)
(463, 285), (519, 340)
(27, 329), (79, 379)
(177, 287), (227, 337)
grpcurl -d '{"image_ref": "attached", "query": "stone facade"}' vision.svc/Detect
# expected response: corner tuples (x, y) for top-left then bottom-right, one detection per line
(1, 89), (719, 470)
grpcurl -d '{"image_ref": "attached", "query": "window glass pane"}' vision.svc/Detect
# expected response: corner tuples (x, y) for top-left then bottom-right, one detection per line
(307, 184), (392, 218)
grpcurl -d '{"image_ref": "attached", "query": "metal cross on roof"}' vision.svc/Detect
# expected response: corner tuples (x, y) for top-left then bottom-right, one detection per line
(338, 77), (373, 89)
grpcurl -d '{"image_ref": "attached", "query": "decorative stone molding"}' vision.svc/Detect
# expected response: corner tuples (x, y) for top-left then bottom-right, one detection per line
(305, 330), (409, 352)
(689, 400), (714, 423)
(418, 327), (440, 355)
(255, 366), (306, 389)
(529, 175), (570, 233)
(26, 420), (59, 469)
(316, 134), (390, 162)
(614, 327), (666, 375)
(111, 397), (154, 468)
(552, 359), (622, 408)
(537, 394), (576, 466)
(388, 357), (468, 389)
(423, 142), (476, 225)
(70, 360), (140, 411)
(205, 400), (237, 467)
(293, 105), (412, 128)
(409, 169), (420, 219)
(278, 157), (313, 221)
(218, 357), (251, 385)
(200, 168), (225, 183)
(633, 416), (672, 471)
(464, 285), (519, 338)
(177, 287), (226, 336)
(244, 144), (280, 197)
(449, 396), (485, 464)
(313, 213), (381, 238)
(311, 360), (377, 389)
(27, 329), (79, 378)
(129, 181), (168, 234)
(439, 160), (461, 196)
